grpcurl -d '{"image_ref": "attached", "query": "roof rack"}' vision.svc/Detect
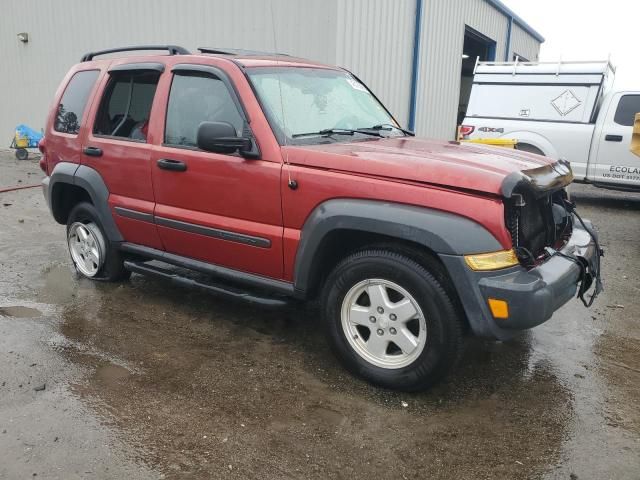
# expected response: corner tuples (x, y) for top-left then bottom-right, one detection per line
(80, 45), (191, 62)
(197, 47), (290, 57)
(474, 58), (616, 76)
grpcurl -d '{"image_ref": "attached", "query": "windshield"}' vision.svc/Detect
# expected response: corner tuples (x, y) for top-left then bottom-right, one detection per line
(247, 67), (401, 144)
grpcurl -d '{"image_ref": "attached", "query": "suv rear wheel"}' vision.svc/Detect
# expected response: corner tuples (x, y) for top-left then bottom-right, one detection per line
(66, 202), (130, 282)
(322, 249), (463, 391)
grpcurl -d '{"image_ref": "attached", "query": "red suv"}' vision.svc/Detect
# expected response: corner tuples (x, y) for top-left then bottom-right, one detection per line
(40, 45), (602, 390)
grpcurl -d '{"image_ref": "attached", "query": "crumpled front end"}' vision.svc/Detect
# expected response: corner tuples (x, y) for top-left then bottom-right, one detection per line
(440, 159), (604, 340)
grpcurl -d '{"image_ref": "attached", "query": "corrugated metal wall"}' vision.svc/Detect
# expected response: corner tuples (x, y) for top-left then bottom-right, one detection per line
(0, 0), (339, 137)
(414, 0), (510, 139)
(0, 0), (539, 143)
(335, 0), (416, 125)
(510, 23), (541, 62)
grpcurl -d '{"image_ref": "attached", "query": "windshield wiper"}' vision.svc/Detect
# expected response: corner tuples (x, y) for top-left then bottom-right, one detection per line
(292, 128), (382, 138)
(364, 124), (415, 136)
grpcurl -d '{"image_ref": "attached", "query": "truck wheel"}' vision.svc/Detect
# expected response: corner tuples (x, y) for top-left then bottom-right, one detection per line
(66, 202), (130, 282)
(322, 249), (463, 391)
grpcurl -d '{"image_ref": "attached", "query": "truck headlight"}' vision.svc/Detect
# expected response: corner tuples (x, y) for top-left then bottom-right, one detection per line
(464, 249), (519, 271)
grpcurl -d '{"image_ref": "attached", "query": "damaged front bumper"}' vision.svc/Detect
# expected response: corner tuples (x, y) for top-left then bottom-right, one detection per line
(440, 216), (601, 340)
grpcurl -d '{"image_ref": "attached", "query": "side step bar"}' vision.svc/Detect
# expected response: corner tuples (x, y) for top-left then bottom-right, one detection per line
(120, 242), (297, 297)
(123, 260), (291, 309)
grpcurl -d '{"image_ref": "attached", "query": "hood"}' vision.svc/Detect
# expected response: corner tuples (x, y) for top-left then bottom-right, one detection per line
(284, 137), (572, 196)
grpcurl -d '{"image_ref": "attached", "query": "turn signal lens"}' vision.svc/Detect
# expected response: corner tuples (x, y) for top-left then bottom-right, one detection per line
(488, 298), (509, 319)
(464, 249), (519, 271)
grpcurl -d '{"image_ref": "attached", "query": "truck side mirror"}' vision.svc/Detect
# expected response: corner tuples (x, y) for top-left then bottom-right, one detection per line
(197, 121), (252, 155)
(631, 113), (640, 158)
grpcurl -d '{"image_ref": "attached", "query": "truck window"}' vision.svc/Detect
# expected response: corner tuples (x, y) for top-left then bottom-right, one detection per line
(613, 95), (640, 127)
(93, 72), (160, 141)
(164, 72), (244, 148)
(54, 70), (100, 135)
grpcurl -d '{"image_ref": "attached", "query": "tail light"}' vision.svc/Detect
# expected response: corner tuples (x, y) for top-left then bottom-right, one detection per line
(38, 138), (47, 174)
(459, 125), (475, 138)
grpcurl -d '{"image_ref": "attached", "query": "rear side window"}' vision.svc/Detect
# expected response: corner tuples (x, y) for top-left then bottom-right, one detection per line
(93, 72), (160, 141)
(54, 70), (100, 134)
(165, 72), (244, 148)
(613, 95), (640, 126)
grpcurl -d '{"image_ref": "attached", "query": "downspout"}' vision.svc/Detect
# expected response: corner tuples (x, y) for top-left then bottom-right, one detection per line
(504, 16), (513, 61)
(407, 0), (423, 132)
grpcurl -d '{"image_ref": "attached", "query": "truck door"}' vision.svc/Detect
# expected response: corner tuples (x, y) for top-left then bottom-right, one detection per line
(594, 93), (640, 188)
(82, 64), (165, 249)
(150, 64), (284, 279)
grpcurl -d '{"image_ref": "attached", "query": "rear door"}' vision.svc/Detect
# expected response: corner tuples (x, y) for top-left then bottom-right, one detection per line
(593, 92), (640, 188)
(150, 64), (284, 279)
(82, 63), (164, 248)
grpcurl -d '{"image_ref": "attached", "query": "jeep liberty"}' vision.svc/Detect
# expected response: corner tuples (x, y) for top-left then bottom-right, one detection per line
(40, 46), (603, 391)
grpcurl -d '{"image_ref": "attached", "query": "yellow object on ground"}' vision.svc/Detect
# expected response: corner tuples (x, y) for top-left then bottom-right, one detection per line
(14, 131), (29, 148)
(461, 138), (517, 148)
(631, 113), (640, 158)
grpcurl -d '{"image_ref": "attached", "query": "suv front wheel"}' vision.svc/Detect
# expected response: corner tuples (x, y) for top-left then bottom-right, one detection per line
(66, 202), (130, 282)
(322, 249), (463, 391)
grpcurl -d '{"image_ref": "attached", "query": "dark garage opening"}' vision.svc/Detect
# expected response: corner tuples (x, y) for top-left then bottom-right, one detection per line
(458, 26), (497, 127)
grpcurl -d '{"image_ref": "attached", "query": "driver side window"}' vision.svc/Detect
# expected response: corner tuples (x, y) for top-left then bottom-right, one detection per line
(165, 72), (244, 148)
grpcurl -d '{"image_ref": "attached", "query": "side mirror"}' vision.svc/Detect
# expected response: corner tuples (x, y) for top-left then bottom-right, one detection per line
(197, 121), (252, 154)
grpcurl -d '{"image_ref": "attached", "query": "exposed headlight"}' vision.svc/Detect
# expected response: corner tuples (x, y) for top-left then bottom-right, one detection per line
(464, 249), (519, 271)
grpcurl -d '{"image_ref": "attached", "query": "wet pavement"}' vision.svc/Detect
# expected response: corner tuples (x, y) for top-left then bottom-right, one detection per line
(0, 151), (638, 479)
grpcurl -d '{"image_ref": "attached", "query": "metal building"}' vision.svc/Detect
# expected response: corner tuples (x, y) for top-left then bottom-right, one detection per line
(0, 0), (542, 141)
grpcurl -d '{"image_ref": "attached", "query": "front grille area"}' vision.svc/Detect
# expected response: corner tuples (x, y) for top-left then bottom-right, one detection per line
(505, 189), (572, 266)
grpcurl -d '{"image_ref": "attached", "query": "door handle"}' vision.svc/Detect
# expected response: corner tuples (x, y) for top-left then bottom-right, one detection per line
(83, 146), (103, 157)
(157, 158), (187, 172)
(605, 134), (623, 142)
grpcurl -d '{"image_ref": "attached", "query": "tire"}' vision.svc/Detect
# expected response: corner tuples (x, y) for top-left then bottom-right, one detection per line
(66, 202), (130, 282)
(15, 148), (28, 160)
(322, 249), (463, 391)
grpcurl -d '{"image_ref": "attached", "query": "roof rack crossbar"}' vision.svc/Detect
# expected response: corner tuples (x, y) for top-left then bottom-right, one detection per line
(197, 47), (290, 57)
(81, 45), (191, 62)
(475, 59), (616, 75)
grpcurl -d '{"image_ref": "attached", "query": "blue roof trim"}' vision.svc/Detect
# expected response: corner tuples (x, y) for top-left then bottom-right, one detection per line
(485, 0), (545, 43)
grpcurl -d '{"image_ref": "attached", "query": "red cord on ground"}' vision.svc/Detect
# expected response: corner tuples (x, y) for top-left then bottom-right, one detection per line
(0, 184), (41, 194)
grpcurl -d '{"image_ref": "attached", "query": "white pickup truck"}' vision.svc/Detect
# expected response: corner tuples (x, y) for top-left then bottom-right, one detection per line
(461, 60), (640, 191)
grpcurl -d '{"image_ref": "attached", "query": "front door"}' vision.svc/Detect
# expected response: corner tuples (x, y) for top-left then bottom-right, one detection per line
(594, 92), (640, 188)
(82, 66), (164, 248)
(150, 65), (284, 279)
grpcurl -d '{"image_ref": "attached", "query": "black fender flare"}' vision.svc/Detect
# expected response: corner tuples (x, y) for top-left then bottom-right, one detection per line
(47, 162), (123, 242)
(292, 199), (502, 293)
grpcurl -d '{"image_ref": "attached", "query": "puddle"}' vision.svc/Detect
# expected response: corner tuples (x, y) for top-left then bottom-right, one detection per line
(39, 263), (78, 303)
(93, 363), (132, 386)
(0, 305), (42, 318)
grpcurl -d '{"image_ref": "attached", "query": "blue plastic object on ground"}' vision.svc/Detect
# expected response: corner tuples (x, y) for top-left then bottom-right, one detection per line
(15, 124), (43, 148)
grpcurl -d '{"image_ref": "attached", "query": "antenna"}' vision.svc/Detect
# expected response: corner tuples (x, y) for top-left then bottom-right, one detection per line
(269, 2), (297, 190)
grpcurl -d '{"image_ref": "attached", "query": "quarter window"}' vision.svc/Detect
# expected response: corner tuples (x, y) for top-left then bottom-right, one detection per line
(165, 72), (244, 148)
(93, 72), (160, 141)
(54, 70), (100, 134)
(613, 95), (640, 127)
